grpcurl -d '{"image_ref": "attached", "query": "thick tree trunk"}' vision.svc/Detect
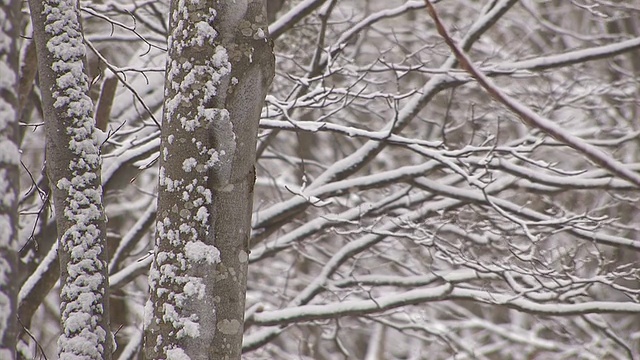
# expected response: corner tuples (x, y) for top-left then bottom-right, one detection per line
(0, 0), (22, 358)
(144, 0), (274, 358)
(29, 0), (112, 358)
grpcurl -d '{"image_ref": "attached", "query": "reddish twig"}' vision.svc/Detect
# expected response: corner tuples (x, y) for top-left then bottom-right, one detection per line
(423, 0), (640, 188)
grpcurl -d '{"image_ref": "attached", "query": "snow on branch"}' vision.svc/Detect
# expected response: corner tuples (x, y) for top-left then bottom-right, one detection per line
(260, 119), (441, 147)
(424, 0), (640, 188)
(493, 36), (640, 72)
(449, 288), (640, 316)
(249, 285), (640, 326)
(251, 284), (453, 326)
(269, 0), (327, 39)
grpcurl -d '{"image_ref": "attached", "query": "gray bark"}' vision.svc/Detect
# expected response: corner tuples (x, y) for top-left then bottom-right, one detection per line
(29, 0), (112, 358)
(144, 0), (274, 359)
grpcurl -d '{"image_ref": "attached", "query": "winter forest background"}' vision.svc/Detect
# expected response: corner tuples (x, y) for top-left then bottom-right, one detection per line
(2, 0), (640, 359)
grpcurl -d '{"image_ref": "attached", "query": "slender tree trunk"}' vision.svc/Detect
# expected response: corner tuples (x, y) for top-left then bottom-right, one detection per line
(144, 0), (274, 358)
(29, 0), (112, 358)
(0, 0), (22, 358)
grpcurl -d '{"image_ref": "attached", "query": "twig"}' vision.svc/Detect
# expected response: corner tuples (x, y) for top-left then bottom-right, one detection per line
(84, 38), (161, 128)
(423, 0), (640, 188)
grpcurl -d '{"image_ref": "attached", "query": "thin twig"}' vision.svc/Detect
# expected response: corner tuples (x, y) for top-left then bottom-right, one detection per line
(423, 0), (640, 188)
(84, 38), (161, 128)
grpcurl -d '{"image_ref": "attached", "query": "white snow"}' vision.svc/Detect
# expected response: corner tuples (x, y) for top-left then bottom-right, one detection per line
(210, 46), (228, 69)
(162, 303), (201, 339)
(182, 158), (197, 172)
(166, 347), (191, 360)
(182, 278), (206, 299)
(193, 206), (208, 226)
(185, 240), (220, 265)
(194, 21), (217, 46)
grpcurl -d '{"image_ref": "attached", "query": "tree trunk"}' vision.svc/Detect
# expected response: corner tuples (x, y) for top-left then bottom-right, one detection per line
(0, 0), (22, 358)
(144, 0), (274, 358)
(29, 0), (112, 358)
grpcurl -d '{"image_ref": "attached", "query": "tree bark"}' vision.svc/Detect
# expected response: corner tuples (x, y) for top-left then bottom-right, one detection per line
(144, 0), (274, 358)
(0, 0), (22, 358)
(29, 0), (112, 358)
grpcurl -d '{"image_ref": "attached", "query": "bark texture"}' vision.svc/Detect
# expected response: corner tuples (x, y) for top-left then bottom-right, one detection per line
(29, 0), (112, 358)
(145, 0), (274, 358)
(0, 0), (22, 358)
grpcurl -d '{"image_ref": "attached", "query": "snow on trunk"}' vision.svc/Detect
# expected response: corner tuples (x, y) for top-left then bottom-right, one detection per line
(28, 0), (112, 358)
(0, 0), (22, 358)
(144, 0), (274, 359)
